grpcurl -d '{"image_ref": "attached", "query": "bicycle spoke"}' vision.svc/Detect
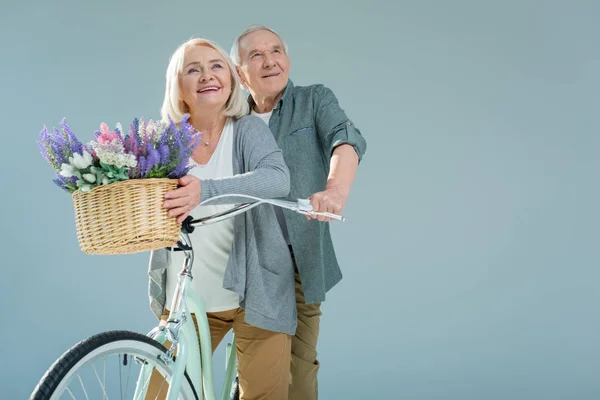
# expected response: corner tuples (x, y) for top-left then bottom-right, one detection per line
(77, 373), (91, 400)
(92, 363), (110, 400)
(119, 355), (123, 400)
(104, 356), (107, 400)
(134, 370), (154, 400)
(65, 387), (76, 400)
(154, 373), (167, 400)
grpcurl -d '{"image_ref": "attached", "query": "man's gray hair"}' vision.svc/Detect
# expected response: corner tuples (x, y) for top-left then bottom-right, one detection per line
(230, 25), (289, 67)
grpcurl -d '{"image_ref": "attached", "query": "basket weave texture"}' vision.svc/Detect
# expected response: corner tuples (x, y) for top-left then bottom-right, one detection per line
(72, 178), (180, 255)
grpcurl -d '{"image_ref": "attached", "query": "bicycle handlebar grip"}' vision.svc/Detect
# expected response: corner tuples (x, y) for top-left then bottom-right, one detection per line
(181, 216), (195, 234)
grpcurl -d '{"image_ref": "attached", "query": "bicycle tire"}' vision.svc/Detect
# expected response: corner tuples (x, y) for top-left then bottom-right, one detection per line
(29, 330), (198, 400)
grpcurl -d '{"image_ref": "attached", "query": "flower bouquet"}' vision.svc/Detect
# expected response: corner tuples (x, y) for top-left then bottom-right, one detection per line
(38, 116), (201, 255)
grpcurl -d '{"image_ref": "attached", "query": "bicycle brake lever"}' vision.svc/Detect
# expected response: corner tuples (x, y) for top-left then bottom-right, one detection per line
(297, 199), (313, 213)
(296, 199), (346, 221)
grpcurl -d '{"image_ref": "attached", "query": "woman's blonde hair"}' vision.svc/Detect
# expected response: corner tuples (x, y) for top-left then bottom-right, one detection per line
(160, 37), (249, 124)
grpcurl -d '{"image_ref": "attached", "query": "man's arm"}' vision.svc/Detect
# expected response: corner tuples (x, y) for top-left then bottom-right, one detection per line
(309, 85), (366, 221)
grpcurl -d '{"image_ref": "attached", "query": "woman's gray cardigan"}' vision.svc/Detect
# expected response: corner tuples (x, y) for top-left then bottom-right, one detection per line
(147, 115), (297, 335)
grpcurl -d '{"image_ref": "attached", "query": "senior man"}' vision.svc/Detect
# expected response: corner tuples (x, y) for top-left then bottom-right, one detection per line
(230, 25), (367, 400)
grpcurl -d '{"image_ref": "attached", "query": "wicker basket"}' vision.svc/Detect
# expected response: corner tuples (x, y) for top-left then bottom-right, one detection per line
(72, 178), (181, 255)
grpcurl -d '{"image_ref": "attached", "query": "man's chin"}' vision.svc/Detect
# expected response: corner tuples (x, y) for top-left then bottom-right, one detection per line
(262, 82), (286, 95)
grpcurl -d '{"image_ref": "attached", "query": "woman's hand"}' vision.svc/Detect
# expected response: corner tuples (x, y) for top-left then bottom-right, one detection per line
(163, 175), (201, 224)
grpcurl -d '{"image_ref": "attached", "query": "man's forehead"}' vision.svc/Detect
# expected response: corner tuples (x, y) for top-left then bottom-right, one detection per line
(241, 30), (283, 52)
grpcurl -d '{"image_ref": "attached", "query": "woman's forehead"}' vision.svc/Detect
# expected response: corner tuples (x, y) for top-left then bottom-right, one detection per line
(184, 44), (224, 62)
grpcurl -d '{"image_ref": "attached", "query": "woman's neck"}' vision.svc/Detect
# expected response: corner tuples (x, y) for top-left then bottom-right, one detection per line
(190, 111), (227, 141)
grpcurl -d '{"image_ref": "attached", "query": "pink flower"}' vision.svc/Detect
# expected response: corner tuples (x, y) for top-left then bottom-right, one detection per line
(97, 123), (119, 144)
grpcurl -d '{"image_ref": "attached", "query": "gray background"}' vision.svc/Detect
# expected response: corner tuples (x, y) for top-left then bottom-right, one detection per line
(1, 0), (599, 398)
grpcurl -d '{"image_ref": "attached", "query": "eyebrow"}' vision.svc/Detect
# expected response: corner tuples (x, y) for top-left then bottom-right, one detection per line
(183, 59), (225, 69)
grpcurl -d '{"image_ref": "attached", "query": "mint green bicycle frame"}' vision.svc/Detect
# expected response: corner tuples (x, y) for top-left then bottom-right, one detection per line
(147, 273), (237, 400)
(132, 229), (238, 400)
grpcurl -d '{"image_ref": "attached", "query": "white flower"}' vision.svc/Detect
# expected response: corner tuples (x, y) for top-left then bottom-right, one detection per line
(154, 121), (168, 142)
(80, 184), (93, 192)
(146, 120), (156, 137)
(102, 176), (110, 185)
(82, 150), (93, 166)
(82, 173), (96, 183)
(60, 163), (75, 177)
(70, 151), (93, 169)
(95, 147), (137, 168)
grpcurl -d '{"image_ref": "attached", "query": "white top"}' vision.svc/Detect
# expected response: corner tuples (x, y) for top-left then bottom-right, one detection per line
(165, 118), (239, 313)
(251, 108), (273, 126)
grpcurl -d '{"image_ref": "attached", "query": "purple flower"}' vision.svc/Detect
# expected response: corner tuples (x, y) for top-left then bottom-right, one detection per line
(158, 144), (170, 164)
(52, 176), (69, 192)
(137, 155), (146, 179)
(61, 119), (83, 155)
(113, 124), (124, 143)
(169, 159), (189, 178)
(162, 116), (201, 178)
(50, 127), (69, 166)
(37, 126), (64, 170)
(37, 140), (49, 160)
(52, 174), (77, 193)
(132, 118), (141, 146)
(37, 127), (52, 161)
(142, 146), (160, 177)
(158, 126), (169, 148)
(124, 123), (139, 158)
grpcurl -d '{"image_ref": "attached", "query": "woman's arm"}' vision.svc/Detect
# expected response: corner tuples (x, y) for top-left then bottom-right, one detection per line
(200, 116), (290, 201)
(164, 116), (290, 223)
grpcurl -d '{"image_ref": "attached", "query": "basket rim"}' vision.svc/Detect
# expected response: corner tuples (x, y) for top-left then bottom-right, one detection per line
(71, 177), (180, 198)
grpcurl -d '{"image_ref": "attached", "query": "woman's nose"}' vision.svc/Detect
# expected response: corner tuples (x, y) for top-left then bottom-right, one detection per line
(198, 71), (213, 82)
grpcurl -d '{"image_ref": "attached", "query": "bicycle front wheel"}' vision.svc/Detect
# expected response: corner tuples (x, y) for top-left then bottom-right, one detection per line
(30, 330), (198, 400)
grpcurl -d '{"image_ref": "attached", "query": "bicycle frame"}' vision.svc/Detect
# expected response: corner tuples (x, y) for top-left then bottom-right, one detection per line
(132, 232), (237, 400)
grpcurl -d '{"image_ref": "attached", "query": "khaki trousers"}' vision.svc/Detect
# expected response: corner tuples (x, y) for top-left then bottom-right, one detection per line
(289, 254), (322, 400)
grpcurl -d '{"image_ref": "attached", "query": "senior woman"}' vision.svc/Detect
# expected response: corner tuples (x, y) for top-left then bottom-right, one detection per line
(145, 37), (296, 400)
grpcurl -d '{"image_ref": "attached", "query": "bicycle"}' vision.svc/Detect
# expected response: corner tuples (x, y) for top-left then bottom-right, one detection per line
(30, 194), (344, 400)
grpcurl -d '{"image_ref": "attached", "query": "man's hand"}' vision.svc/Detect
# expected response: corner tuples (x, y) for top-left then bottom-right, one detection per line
(163, 175), (201, 224)
(307, 144), (358, 222)
(308, 186), (349, 222)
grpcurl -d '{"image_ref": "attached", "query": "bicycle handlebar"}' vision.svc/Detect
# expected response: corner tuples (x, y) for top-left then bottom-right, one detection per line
(180, 194), (345, 234)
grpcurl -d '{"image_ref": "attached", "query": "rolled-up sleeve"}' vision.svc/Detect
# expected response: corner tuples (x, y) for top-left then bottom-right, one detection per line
(314, 85), (367, 162)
